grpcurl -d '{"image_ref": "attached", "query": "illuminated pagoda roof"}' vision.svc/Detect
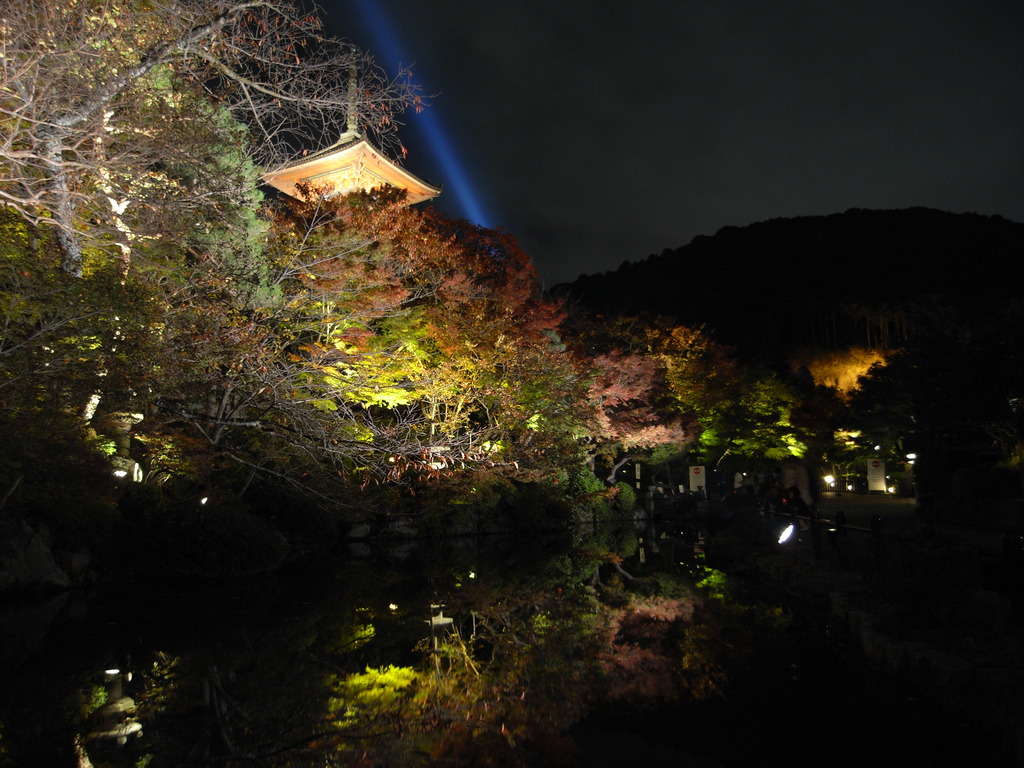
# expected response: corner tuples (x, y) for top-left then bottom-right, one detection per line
(263, 129), (441, 205)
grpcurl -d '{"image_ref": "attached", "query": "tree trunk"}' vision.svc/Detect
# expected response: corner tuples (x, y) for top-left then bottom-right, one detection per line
(43, 137), (83, 277)
(605, 454), (632, 486)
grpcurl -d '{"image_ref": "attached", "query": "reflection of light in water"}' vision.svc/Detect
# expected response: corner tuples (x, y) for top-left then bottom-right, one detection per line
(348, 0), (492, 226)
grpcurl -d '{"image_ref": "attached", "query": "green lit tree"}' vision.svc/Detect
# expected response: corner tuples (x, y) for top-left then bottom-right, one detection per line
(652, 324), (805, 468)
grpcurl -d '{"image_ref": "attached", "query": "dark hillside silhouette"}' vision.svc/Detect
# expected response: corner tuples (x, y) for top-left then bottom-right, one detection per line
(558, 208), (1024, 363)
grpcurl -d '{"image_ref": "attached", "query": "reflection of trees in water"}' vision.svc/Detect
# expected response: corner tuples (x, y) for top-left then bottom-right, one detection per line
(0, 535), (788, 767)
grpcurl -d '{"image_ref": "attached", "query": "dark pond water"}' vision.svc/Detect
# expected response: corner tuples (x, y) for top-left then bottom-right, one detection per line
(574, 604), (998, 768)
(0, 526), (1004, 767)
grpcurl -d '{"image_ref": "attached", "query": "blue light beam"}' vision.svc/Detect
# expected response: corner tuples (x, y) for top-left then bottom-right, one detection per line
(347, 0), (492, 227)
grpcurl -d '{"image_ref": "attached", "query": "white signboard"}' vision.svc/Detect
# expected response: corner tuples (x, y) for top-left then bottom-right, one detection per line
(867, 459), (886, 492)
(689, 465), (706, 493)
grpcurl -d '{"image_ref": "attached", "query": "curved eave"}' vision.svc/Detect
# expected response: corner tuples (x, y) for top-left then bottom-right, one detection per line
(263, 139), (441, 205)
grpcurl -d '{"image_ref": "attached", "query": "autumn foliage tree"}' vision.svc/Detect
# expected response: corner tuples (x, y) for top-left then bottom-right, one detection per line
(2, 0), (589, 509)
(561, 312), (809, 484)
(414, 215), (586, 472)
(585, 348), (690, 481)
(560, 315), (690, 483)
(1, 0), (627, 557)
(137, 187), (588, 506)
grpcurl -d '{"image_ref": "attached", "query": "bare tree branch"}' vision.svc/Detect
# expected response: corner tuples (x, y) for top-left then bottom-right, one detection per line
(1, 0), (418, 275)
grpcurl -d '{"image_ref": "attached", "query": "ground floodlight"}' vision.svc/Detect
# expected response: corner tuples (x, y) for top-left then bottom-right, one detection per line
(778, 524), (795, 544)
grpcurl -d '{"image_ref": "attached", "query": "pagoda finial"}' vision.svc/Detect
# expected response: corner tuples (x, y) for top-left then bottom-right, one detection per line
(343, 54), (360, 140)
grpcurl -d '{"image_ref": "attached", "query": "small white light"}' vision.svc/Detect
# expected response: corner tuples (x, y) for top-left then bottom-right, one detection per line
(200, 497), (208, 505)
(468, 571), (476, 579)
(113, 470), (128, 478)
(778, 524), (795, 544)
(388, 603), (398, 611)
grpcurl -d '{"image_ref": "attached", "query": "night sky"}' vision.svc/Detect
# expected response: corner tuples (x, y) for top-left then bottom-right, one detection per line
(322, 1), (1024, 286)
